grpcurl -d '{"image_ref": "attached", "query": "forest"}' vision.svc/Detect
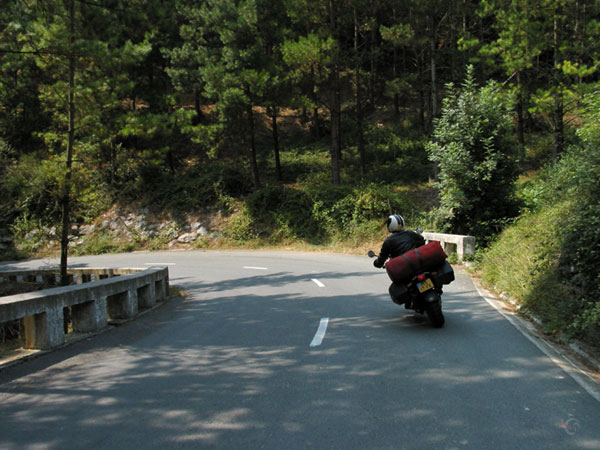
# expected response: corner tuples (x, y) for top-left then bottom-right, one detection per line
(0, 0), (599, 347)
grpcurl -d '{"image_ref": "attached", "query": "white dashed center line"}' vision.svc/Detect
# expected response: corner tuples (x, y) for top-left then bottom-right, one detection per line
(244, 266), (268, 270)
(310, 318), (329, 347)
(312, 278), (325, 288)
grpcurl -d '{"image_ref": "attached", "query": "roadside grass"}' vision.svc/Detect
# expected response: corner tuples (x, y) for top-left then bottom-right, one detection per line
(480, 201), (568, 309)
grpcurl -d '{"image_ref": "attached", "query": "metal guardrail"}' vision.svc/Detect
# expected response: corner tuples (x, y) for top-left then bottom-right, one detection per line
(0, 267), (169, 350)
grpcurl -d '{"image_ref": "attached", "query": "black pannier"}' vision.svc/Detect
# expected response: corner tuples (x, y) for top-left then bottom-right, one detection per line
(433, 261), (455, 286)
(388, 282), (409, 305)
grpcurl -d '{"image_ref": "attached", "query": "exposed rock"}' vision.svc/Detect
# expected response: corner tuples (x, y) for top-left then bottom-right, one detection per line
(79, 224), (96, 235)
(1, 207), (223, 255)
(166, 229), (179, 239)
(177, 232), (197, 243)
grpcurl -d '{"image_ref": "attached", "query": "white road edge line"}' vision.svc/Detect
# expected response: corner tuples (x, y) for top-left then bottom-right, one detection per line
(244, 266), (268, 270)
(310, 318), (329, 347)
(473, 281), (600, 404)
(312, 278), (325, 288)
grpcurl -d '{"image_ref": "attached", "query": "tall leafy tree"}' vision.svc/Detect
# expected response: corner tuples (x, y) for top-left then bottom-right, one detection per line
(380, 9), (414, 116)
(283, 0), (353, 185)
(0, 2), (50, 155)
(7, 0), (150, 281)
(479, 0), (600, 160)
(170, 0), (294, 188)
(426, 66), (520, 242)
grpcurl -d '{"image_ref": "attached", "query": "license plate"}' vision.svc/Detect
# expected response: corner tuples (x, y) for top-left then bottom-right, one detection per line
(417, 278), (434, 293)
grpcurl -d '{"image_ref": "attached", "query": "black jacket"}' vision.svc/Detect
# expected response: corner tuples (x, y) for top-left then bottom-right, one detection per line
(373, 230), (425, 268)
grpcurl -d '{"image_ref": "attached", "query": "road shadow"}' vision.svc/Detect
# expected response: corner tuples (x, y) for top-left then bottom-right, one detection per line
(0, 267), (598, 449)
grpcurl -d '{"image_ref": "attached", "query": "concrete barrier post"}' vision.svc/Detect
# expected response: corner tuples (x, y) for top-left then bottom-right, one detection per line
(137, 283), (156, 309)
(23, 307), (64, 349)
(462, 236), (476, 260)
(154, 279), (167, 301)
(107, 289), (138, 320)
(71, 296), (108, 333)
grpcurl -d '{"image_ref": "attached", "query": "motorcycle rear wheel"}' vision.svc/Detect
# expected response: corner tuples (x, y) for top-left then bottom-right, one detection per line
(426, 301), (445, 328)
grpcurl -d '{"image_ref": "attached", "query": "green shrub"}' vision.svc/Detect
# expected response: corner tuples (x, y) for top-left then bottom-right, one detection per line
(245, 185), (322, 242)
(71, 233), (122, 256)
(281, 145), (330, 183)
(10, 215), (53, 253)
(426, 65), (520, 243)
(129, 162), (252, 214)
(222, 206), (259, 244)
(2, 153), (63, 224)
(364, 126), (431, 184)
(308, 183), (413, 241)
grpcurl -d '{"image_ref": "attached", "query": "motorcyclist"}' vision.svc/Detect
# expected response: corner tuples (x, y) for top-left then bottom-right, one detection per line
(373, 214), (426, 306)
(373, 214), (425, 268)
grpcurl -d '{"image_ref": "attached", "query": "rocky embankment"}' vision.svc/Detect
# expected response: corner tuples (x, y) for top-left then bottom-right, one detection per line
(0, 207), (226, 255)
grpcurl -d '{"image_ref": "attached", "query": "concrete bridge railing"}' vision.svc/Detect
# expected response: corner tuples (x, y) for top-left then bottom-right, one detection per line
(0, 267), (169, 350)
(422, 232), (476, 261)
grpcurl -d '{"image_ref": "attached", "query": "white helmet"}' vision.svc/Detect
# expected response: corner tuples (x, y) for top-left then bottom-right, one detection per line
(386, 214), (405, 232)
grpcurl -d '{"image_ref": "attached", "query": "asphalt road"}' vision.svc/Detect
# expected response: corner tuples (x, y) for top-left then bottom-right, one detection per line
(1, 250), (599, 449)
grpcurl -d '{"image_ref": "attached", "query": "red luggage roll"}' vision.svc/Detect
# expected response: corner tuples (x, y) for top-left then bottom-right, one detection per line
(385, 241), (447, 284)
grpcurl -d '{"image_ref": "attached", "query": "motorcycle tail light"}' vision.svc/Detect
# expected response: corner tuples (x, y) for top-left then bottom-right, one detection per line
(417, 274), (426, 282)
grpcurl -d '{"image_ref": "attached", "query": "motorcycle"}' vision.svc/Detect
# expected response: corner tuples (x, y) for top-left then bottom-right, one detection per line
(368, 249), (454, 328)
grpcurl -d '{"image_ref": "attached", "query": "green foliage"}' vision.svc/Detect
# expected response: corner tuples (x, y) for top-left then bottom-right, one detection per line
(222, 205), (259, 244)
(130, 162), (252, 214)
(364, 125), (431, 184)
(71, 233), (122, 256)
(282, 33), (334, 82)
(306, 183), (413, 242)
(245, 185), (322, 242)
(426, 66), (520, 243)
(221, 182), (414, 246)
(279, 143), (332, 183)
(1, 149), (110, 230)
(10, 214), (53, 253)
(1, 153), (63, 224)
(481, 90), (600, 341)
(481, 201), (568, 307)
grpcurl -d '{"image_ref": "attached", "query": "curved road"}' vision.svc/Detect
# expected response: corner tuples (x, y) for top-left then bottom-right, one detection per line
(1, 250), (599, 449)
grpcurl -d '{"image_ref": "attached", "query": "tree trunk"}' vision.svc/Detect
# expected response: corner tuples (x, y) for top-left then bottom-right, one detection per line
(193, 89), (203, 124)
(329, 66), (342, 184)
(369, 0), (377, 107)
(310, 67), (321, 139)
(552, 93), (564, 161)
(329, 0), (341, 185)
(516, 72), (525, 147)
(552, 12), (564, 161)
(418, 47), (427, 134)
(312, 106), (321, 139)
(392, 8), (399, 116)
(247, 104), (261, 188)
(355, 8), (366, 179)
(60, 0), (75, 287)
(516, 99), (525, 147)
(270, 106), (282, 182)
(430, 29), (437, 130)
